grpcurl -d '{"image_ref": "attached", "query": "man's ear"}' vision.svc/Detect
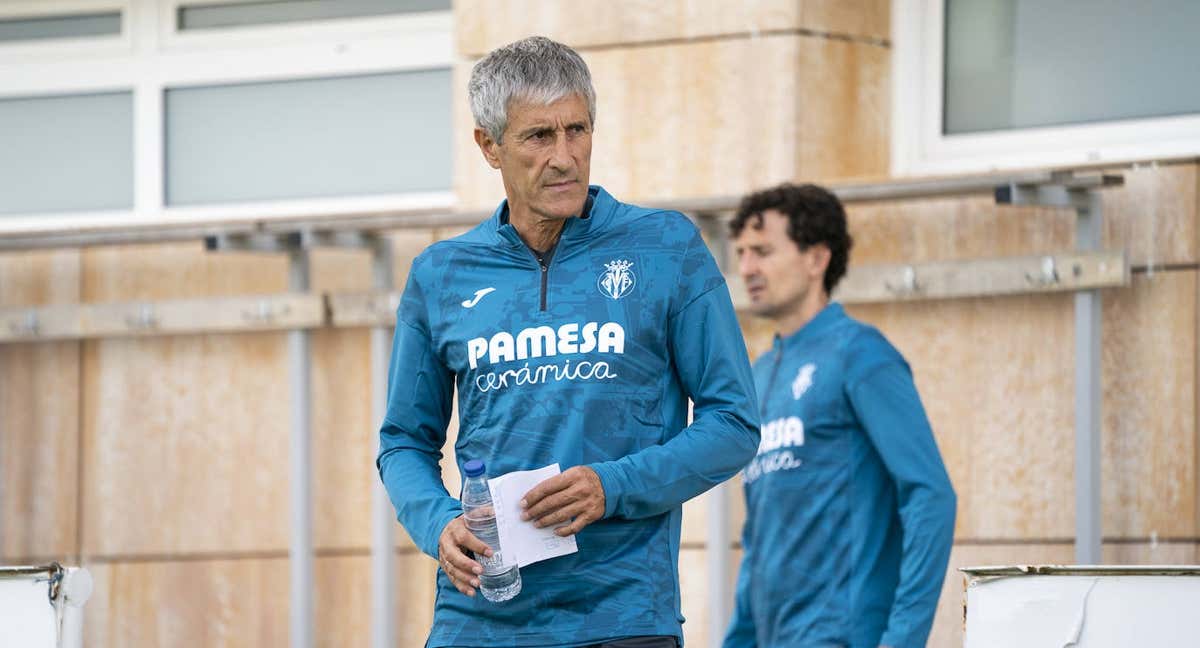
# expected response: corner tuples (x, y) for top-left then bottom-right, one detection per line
(474, 127), (502, 170)
(809, 244), (833, 279)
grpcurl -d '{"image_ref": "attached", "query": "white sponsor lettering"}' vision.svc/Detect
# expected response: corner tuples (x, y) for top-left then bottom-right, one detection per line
(745, 416), (806, 484)
(467, 321), (625, 370)
(474, 359), (619, 393)
(757, 416), (805, 455)
(744, 450), (802, 484)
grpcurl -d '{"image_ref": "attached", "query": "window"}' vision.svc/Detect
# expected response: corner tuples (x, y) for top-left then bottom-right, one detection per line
(0, 11), (121, 42)
(0, 0), (452, 230)
(177, 0), (450, 31)
(165, 70), (451, 205)
(0, 92), (133, 215)
(892, 0), (1200, 174)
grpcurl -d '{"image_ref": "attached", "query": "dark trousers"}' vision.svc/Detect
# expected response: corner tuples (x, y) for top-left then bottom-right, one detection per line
(453, 635), (678, 648)
(584, 637), (679, 648)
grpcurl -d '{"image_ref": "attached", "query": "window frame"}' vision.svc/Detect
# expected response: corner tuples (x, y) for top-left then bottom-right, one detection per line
(890, 0), (1200, 175)
(0, 0), (454, 236)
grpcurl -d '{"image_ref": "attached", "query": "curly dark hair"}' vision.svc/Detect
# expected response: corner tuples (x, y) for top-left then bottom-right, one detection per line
(729, 183), (854, 294)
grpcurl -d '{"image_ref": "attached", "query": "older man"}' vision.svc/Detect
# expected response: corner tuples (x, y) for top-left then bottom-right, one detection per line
(377, 36), (760, 648)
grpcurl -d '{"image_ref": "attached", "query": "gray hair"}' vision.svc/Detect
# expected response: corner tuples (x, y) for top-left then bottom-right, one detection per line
(468, 36), (596, 143)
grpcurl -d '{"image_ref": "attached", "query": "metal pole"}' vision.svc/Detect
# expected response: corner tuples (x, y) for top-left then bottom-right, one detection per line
(995, 180), (1118, 565)
(288, 249), (314, 648)
(1074, 191), (1103, 564)
(370, 238), (396, 648)
(707, 483), (731, 648)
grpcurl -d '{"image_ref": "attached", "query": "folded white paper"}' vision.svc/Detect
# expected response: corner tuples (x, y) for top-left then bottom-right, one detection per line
(487, 463), (579, 568)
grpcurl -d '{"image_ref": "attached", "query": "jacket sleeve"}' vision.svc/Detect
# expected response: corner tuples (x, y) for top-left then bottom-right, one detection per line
(589, 224), (761, 520)
(846, 339), (956, 648)
(376, 261), (460, 559)
(724, 498), (758, 648)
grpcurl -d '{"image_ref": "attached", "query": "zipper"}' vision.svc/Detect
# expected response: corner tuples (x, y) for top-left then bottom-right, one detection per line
(538, 256), (549, 311)
(526, 247), (552, 312)
(761, 341), (783, 412)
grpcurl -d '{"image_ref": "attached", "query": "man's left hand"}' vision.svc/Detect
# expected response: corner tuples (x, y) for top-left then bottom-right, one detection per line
(520, 465), (605, 536)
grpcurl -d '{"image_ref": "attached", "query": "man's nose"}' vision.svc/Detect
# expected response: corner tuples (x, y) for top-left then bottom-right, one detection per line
(548, 132), (573, 171)
(737, 254), (758, 281)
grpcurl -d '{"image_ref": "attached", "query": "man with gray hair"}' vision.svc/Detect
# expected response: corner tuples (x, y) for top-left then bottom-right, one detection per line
(377, 36), (760, 647)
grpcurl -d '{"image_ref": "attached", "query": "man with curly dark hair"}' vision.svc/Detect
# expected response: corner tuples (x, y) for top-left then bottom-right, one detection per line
(723, 183), (957, 648)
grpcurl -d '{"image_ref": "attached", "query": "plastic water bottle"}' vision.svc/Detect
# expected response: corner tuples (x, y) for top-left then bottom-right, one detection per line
(461, 459), (522, 602)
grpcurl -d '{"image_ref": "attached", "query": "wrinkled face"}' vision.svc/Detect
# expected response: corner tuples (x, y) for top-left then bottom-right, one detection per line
(475, 93), (592, 223)
(734, 209), (827, 319)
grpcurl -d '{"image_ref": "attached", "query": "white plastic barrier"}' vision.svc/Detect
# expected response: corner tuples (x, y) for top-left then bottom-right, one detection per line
(962, 565), (1200, 647)
(0, 564), (92, 648)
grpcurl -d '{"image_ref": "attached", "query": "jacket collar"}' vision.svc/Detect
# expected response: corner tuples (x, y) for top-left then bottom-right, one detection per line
(772, 302), (846, 352)
(492, 185), (615, 248)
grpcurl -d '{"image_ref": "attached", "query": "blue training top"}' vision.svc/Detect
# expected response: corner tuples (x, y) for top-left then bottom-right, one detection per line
(724, 303), (956, 648)
(378, 185), (761, 647)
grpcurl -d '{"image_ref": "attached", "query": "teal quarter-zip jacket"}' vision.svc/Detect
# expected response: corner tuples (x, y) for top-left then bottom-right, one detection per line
(378, 185), (760, 647)
(724, 303), (956, 648)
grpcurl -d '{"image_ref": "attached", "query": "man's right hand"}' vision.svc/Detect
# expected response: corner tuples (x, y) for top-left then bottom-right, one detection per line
(437, 515), (492, 597)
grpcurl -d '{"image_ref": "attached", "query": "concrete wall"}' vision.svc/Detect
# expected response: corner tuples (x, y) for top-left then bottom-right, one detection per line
(1, 2), (1197, 647)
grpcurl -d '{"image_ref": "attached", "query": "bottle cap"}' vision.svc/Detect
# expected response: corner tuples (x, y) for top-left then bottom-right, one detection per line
(463, 459), (486, 477)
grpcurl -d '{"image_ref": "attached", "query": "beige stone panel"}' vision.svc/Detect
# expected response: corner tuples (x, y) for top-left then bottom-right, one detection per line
(1102, 161), (1198, 266)
(0, 248), (80, 305)
(453, 60), (505, 212)
(432, 225), (479, 243)
(1102, 271), (1196, 537)
(796, 36), (891, 181)
(0, 250), (83, 559)
(455, 35), (805, 210)
(1102, 541), (1198, 564)
(309, 248), (374, 551)
(81, 333), (291, 555)
(678, 546), (741, 648)
(679, 464), (747, 544)
(83, 558), (289, 648)
(0, 342), (79, 560)
(386, 229), (440, 288)
(737, 312), (778, 363)
(593, 35), (802, 202)
(801, 0), (890, 42)
(846, 196), (1075, 266)
(455, 1), (804, 57)
(678, 547), (707, 647)
(318, 553), (439, 648)
(309, 247), (370, 293)
(729, 473), (749, 548)
(315, 555), (370, 647)
(82, 242), (287, 301)
(681, 473), (749, 547)
(848, 294), (1077, 540)
(928, 543), (1076, 648)
(83, 554), (438, 648)
(396, 550), (440, 647)
(311, 327), (373, 550)
(681, 490), (706, 545)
